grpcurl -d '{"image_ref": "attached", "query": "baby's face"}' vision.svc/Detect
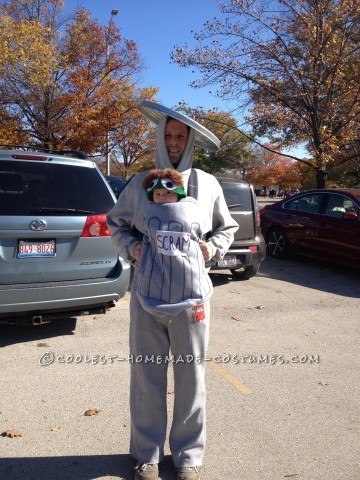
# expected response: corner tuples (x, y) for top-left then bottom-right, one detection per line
(153, 188), (178, 204)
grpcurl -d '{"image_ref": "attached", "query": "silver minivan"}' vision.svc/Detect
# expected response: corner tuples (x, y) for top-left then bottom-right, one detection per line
(0, 148), (130, 325)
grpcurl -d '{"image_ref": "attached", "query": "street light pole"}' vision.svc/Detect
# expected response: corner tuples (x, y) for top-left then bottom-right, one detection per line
(105, 9), (119, 176)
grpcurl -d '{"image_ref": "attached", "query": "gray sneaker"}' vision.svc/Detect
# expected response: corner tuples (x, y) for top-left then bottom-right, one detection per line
(176, 466), (201, 480)
(134, 462), (159, 480)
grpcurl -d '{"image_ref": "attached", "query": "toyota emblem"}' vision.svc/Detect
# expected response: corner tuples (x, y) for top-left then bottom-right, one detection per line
(30, 219), (47, 231)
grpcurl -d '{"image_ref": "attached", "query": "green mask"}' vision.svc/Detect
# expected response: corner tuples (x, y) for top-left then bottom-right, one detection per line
(146, 177), (186, 201)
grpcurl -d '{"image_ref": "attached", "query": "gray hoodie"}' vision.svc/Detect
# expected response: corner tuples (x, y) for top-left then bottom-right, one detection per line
(136, 197), (213, 316)
(106, 116), (239, 293)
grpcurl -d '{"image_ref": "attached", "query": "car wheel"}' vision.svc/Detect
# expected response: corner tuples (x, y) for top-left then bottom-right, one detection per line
(231, 262), (260, 280)
(267, 227), (289, 258)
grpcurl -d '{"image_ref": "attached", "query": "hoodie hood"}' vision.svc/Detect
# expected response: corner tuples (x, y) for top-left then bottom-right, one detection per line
(155, 116), (196, 172)
(138, 100), (220, 151)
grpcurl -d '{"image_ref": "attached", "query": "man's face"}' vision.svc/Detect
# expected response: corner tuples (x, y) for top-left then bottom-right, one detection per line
(165, 119), (189, 165)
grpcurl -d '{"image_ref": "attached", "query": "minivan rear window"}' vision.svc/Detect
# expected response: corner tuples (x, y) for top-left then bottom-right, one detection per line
(0, 161), (114, 215)
(219, 182), (253, 210)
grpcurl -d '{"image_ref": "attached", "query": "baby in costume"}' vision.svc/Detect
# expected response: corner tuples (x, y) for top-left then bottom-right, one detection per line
(136, 168), (213, 317)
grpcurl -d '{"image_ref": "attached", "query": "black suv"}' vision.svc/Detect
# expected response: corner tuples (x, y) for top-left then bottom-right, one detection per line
(210, 177), (266, 279)
(105, 175), (128, 198)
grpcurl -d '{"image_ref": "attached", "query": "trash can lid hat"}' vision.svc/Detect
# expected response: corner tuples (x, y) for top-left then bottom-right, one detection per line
(138, 100), (220, 152)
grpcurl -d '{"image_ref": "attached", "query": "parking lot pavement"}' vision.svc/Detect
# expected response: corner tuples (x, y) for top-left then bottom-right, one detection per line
(257, 196), (279, 207)
(205, 258), (360, 480)
(1, 257), (359, 480)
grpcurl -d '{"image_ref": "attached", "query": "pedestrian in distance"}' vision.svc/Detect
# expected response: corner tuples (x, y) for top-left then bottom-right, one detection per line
(107, 101), (239, 480)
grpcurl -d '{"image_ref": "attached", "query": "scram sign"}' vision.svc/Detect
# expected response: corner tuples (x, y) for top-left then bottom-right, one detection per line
(156, 230), (191, 257)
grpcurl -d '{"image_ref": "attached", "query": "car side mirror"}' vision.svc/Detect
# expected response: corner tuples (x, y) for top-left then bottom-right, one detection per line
(113, 187), (120, 198)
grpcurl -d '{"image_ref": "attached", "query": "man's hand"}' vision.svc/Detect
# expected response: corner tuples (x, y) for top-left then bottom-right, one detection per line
(133, 242), (142, 262)
(199, 241), (214, 262)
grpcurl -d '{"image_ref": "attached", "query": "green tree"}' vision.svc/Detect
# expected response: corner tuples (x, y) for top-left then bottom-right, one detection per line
(172, 0), (360, 187)
(327, 157), (360, 187)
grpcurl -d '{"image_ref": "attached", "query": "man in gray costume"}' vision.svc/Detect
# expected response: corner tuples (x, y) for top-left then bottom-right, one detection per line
(107, 101), (238, 480)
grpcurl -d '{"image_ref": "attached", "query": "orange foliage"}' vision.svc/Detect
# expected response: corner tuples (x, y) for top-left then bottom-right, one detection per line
(172, 0), (360, 187)
(247, 146), (303, 189)
(0, 2), (153, 156)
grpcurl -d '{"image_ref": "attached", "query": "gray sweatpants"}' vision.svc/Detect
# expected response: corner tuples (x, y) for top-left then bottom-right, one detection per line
(129, 275), (210, 467)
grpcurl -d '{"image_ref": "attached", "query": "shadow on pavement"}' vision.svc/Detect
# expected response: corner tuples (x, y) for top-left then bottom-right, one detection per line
(209, 271), (233, 287)
(252, 255), (359, 298)
(0, 317), (77, 348)
(0, 454), (177, 480)
(0, 454), (134, 480)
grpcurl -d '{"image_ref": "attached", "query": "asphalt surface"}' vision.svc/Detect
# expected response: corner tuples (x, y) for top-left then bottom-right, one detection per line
(1, 242), (359, 479)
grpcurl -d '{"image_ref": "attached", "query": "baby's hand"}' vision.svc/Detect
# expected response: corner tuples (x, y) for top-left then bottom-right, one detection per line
(199, 241), (214, 262)
(133, 242), (142, 262)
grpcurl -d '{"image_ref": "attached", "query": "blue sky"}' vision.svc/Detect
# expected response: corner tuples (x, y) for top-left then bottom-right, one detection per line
(64, 0), (228, 111)
(64, 1), (307, 158)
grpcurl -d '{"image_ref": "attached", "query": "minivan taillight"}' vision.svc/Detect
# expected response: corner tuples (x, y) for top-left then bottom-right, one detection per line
(81, 215), (111, 237)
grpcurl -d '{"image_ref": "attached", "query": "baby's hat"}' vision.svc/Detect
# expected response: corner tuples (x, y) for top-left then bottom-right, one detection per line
(142, 168), (187, 201)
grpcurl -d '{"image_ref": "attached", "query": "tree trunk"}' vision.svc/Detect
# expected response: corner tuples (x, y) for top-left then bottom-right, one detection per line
(316, 169), (327, 188)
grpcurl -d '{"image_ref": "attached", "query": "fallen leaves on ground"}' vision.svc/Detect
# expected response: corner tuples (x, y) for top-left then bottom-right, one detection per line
(255, 305), (266, 309)
(318, 380), (330, 386)
(84, 408), (102, 416)
(2, 429), (23, 438)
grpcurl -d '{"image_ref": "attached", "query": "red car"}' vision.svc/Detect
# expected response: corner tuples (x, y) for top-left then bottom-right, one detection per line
(260, 188), (360, 269)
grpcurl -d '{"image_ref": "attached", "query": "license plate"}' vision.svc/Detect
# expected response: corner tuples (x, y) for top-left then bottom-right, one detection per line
(18, 240), (56, 258)
(217, 256), (237, 267)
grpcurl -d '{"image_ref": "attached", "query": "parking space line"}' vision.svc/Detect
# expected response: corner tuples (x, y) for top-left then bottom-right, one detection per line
(208, 361), (253, 395)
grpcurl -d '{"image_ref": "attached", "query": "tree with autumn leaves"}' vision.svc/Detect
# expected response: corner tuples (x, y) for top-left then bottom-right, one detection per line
(172, 0), (359, 187)
(174, 103), (255, 175)
(0, 0), (157, 160)
(246, 145), (305, 192)
(108, 98), (158, 178)
(1, 0), (358, 185)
